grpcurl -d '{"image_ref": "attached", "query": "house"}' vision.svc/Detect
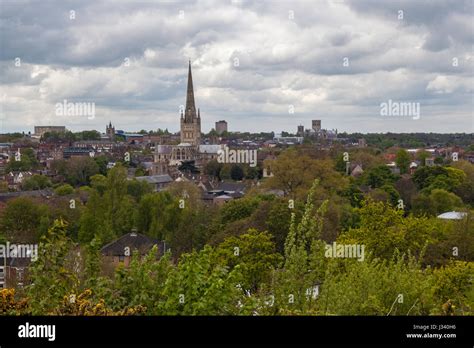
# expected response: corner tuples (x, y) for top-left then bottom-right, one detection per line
(0, 244), (37, 289)
(0, 189), (53, 203)
(262, 189), (285, 197)
(358, 138), (367, 148)
(202, 181), (246, 204)
(134, 174), (173, 191)
(6, 171), (33, 191)
(383, 153), (397, 162)
(213, 194), (233, 205)
(63, 147), (93, 159)
(214, 181), (246, 195)
(100, 231), (168, 267)
(425, 157), (435, 167)
(0, 257), (32, 289)
(386, 162), (400, 175)
(464, 152), (474, 164)
(350, 164), (364, 177)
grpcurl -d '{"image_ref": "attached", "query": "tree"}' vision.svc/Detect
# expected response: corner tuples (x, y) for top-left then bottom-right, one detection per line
(42, 131), (76, 143)
(5, 148), (39, 172)
(270, 180), (328, 313)
(395, 149), (410, 174)
(111, 247), (173, 313)
(94, 155), (109, 176)
(83, 237), (102, 288)
(53, 157), (100, 187)
(0, 181), (8, 193)
(0, 197), (50, 243)
(319, 255), (435, 315)
(219, 164), (232, 180)
(412, 166), (465, 193)
(416, 150), (431, 166)
(264, 148), (317, 198)
(244, 165), (260, 179)
(363, 165), (397, 188)
(342, 183), (364, 207)
(78, 190), (112, 243)
(421, 168), (466, 194)
(22, 175), (52, 190)
(230, 164), (244, 181)
(27, 219), (77, 314)
(54, 184), (75, 196)
(394, 176), (417, 211)
(127, 178), (152, 202)
(430, 261), (474, 315)
(135, 192), (180, 241)
(265, 148), (347, 199)
(220, 197), (260, 225)
(79, 165), (136, 243)
(178, 160), (199, 174)
(0, 288), (30, 315)
(157, 246), (243, 315)
(412, 189), (464, 216)
(65, 157), (100, 186)
(204, 159), (222, 178)
(78, 130), (101, 141)
(340, 200), (442, 260)
(90, 174), (108, 195)
(380, 184), (401, 206)
(135, 184), (211, 256)
(334, 153), (347, 173)
(166, 181), (202, 210)
(265, 198), (294, 253)
(215, 229), (282, 291)
(452, 160), (474, 204)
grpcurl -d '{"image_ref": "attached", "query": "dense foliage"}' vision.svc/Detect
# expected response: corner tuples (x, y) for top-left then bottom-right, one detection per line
(1, 146), (473, 316)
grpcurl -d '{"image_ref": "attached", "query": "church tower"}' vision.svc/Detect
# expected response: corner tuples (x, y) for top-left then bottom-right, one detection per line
(106, 121), (115, 140)
(180, 61), (201, 145)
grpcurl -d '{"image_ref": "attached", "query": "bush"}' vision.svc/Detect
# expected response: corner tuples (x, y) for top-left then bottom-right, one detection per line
(54, 184), (75, 196)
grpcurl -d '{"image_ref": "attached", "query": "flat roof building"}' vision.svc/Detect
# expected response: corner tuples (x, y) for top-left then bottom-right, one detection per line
(215, 120), (228, 135)
(34, 126), (66, 137)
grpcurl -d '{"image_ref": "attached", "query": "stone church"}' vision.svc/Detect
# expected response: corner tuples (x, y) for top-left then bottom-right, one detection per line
(153, 62), (221, 175)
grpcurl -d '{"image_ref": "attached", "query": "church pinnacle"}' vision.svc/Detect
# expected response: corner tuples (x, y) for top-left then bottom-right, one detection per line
(184, 60), (196, 122)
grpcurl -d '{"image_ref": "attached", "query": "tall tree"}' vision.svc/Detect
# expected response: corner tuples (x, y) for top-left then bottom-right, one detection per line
(0, 197), (50, 243)
(395, 149), (410, 174)
(27, 219), (78, 314)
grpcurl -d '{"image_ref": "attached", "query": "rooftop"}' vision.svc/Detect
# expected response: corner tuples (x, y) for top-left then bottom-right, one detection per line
(437, 211), (468, 220)
(134, 174), (173, 184)
(101, 232), (167, 256)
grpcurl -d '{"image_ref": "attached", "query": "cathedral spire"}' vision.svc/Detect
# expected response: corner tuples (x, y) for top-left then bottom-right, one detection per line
(180, 61), (201, 146)
(185, 60), (196, 122)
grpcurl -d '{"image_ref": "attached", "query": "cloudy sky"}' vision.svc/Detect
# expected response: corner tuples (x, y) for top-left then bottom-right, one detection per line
(0, 0), (472, 134)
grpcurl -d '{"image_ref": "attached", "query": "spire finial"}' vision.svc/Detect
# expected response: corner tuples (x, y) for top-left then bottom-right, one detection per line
(184, 60), (196, 122)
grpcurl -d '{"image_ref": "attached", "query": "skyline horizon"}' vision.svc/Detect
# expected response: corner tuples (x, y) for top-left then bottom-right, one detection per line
(2, 121), (473, 136)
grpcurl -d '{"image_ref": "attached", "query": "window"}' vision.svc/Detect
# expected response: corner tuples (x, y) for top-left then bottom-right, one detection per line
(119, 255), (125, 263)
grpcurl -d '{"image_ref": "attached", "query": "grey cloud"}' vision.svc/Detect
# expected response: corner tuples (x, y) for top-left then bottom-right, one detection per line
(0, 0), (472, 134)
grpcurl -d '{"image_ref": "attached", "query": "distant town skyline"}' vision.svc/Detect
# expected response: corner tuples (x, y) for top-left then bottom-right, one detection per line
(0, 0), (473, 134)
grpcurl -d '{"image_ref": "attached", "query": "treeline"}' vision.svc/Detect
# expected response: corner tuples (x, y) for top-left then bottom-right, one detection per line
(338, 132), (474, 149)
